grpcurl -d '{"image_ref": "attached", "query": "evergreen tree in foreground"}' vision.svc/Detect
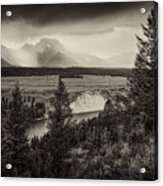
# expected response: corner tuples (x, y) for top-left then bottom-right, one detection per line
(127, 8), (158, 179)
(128, 8), (158, 132)
(1, 81), (31, 177)
(48, 76), (72, 177)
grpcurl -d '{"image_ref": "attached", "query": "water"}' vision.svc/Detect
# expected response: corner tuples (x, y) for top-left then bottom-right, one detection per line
(26, 119), (49, 140)
(72, 111), (100, 123)
(26, 92), (106, 140)
(26, 111), (100, 141)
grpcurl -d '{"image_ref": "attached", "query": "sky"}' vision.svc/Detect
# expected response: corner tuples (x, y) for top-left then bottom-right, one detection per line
(1, 2), (155, 66)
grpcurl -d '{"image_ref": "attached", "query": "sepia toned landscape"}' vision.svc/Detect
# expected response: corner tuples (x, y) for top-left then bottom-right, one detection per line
(1, 2), (158, 180)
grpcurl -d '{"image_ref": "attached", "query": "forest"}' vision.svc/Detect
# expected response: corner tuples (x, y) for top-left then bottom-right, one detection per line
(1, 67), (131, 77)
(1, 9), (157, 180)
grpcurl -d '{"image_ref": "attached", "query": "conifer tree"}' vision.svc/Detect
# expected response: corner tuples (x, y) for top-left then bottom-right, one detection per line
(128, 8), (158, 132)
(48, 76), (72, 177)
(127, 8), (158, 180)
(1, 81), (31, 177)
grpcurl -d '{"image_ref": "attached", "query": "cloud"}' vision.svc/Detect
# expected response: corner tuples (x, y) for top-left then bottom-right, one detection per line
(1, 19), (140, 59)
(1, 1), (155, 65)
(2, 2), (154, 26)
(1, 16), (116, 48)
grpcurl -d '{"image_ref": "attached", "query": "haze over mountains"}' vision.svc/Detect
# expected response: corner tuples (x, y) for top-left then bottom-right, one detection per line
(1, 58), (11, 66)
(1, 38), (135, 68)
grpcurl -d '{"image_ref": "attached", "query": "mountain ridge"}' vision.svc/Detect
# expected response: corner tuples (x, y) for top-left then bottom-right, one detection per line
(1, 58), (11, 67)
(1, 38), (135, 68)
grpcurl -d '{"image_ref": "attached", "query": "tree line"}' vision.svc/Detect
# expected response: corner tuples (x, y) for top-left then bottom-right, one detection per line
(1, 67), (131, 77)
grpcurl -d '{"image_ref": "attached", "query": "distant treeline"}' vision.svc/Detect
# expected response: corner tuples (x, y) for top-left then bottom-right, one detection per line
(1, 67), (131, 77)
(60, 75), (83, 78)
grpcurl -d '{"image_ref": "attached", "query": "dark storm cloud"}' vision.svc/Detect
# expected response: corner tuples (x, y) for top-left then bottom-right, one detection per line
(1, 1), (154, 26)
(2, 1), (156, 65)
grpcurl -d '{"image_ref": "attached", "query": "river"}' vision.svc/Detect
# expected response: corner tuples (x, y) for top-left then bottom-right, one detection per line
(26, 92), (106, 140)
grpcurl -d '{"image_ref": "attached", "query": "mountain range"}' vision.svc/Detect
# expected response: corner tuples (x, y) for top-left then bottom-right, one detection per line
(1, 58), (11, 66)
(1, 38), (135, 68)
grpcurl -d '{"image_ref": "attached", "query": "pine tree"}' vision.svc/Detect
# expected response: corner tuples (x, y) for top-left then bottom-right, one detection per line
(127, 8), (158, 180)
(128, 8), (158, 132)
(48, 76), (72, 177)
(1, 81), (31, 177)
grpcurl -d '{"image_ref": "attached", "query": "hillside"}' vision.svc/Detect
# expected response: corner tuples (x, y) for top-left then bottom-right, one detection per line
(1, 58), (11, 67)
